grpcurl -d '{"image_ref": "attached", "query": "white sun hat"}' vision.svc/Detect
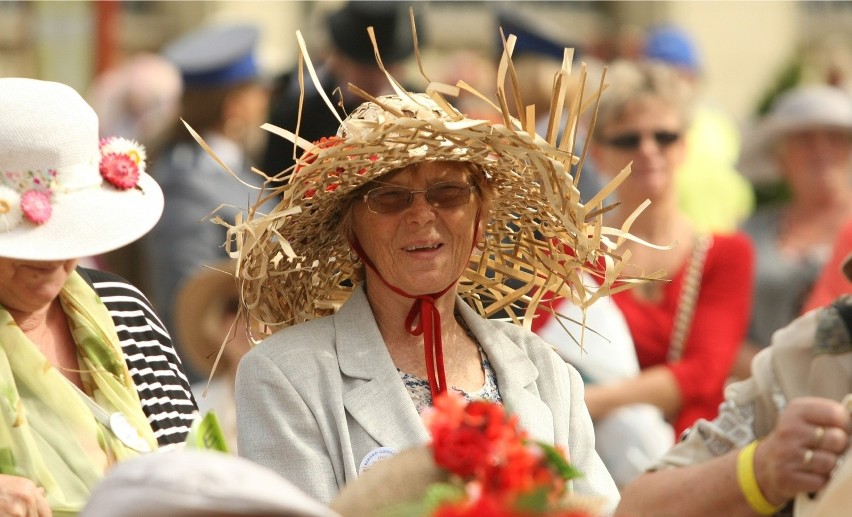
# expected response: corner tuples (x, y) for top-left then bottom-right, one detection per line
(81, 450), (340, 517)
(738, 84), (852, 184)
(0, 78), (164, 261)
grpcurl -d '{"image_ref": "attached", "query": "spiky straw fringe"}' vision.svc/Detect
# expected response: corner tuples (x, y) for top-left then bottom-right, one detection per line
(186, 10), (665, 348)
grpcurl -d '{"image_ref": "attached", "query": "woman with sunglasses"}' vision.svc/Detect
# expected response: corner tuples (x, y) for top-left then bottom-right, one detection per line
(204, 25), (660, 514)
(580, 60), (755, 439)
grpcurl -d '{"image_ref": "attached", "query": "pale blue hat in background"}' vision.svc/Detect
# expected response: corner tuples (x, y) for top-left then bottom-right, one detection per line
(644, 25), (701, 73)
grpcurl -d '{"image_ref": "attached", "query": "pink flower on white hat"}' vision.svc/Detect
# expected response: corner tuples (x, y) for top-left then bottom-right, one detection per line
(20, 189), (52, 224)
(99, 137), (146, 190)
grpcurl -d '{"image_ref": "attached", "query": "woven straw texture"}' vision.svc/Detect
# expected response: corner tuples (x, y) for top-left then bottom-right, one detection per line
(187, 16), (658, 341)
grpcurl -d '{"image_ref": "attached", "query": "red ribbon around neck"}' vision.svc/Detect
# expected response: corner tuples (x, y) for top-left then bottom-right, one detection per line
(347, 209), (480, 401)
(349, 237), (454, 399)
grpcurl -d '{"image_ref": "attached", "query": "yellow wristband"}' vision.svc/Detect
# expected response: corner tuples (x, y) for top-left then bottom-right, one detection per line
(736, 440), (783, 515)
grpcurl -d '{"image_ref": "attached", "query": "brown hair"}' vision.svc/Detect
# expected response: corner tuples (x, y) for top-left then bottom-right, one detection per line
(593, 60), (696, 139)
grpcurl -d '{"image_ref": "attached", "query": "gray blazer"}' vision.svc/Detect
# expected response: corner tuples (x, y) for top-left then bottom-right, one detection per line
(236, 285), (619, 511)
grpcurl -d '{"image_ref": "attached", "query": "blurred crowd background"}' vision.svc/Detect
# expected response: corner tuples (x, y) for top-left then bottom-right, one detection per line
(5, 0), (852, 391)
(5, 1), (852, 126)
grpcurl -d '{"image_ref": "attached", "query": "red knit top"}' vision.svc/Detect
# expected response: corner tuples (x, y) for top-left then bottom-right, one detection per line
(610, 232), (754, 435)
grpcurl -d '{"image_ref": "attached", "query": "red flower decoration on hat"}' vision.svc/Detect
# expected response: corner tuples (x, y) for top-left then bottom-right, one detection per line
(99, 153), (139, 190)
(20, 189), (52, 224)
(298, 136), (378, 200)
(99, 137), (146, 190)
(420, 394), (596, 517)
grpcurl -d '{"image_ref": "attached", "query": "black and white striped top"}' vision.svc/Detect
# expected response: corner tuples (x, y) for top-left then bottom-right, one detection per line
(78, 267), (198, 449)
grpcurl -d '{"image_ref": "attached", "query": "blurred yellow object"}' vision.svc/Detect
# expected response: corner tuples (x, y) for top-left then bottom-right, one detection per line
(678, 105), (755, 234)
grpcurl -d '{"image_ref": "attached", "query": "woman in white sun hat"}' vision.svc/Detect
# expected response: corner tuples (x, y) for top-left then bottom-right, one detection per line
(0, 78), (197, 516)
(733, 84), (852, 379)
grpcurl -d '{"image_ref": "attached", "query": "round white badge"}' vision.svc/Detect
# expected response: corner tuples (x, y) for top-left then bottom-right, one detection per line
(358, 446), (396, 475)
(109, 412), (152, 453)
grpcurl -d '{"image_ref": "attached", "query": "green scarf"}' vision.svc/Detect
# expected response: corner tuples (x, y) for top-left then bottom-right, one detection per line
(0, 271), (157, 515)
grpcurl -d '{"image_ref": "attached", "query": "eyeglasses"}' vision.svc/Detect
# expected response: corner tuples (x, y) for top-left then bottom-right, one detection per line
(602, 130), (682, 151)
(361, 181), (476, 214)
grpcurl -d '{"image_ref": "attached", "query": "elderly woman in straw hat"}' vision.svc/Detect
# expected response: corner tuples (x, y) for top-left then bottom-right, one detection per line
(215, 23), (648, 512)
(0, 78), (197, 516)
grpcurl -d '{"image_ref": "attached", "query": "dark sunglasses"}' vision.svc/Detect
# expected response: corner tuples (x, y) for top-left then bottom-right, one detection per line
(602, 130), (682, 151)
(362, 181), (476, 214)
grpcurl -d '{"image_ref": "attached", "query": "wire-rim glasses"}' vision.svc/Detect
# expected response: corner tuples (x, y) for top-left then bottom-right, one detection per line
(361, 181), (476, 214)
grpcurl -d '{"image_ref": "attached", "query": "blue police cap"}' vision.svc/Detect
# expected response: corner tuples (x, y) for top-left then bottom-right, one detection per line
(164, 24), (260, 87)
(644, 25), (701, 72)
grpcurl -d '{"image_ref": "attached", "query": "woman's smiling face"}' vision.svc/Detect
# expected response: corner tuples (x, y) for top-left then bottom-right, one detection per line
(350, 161), (482, 296)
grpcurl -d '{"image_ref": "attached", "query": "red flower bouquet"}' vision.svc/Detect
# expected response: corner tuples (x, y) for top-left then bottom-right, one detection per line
(419, 394), (602, 517)
(330, 395), (606, 517)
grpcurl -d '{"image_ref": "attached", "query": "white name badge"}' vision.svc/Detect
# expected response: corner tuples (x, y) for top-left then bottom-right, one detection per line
(358, 446), (396, 475)
(109, 412), (152, 453)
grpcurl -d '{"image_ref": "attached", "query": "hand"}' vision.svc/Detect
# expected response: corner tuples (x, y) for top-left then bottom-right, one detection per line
(0, 474), (51, 517)
(754, 397), (852, 506)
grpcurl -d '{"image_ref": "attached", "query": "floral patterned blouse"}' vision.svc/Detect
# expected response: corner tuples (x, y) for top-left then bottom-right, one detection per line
(398, 345), (502, 414)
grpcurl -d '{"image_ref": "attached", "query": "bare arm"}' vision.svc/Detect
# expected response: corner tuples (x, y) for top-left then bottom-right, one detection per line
(617, 397), (852, 516)
(616, 451), (754, 517)
(584, 365), (682, 420)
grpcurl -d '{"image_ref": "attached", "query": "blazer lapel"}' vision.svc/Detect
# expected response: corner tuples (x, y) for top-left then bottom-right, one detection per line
(335, 287), (429, 450)
(458, 300), (555, 444)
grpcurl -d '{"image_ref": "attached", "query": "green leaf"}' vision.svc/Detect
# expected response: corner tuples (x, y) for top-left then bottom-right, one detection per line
(185, 411), (229, 452)
(537, 441), (583, 480)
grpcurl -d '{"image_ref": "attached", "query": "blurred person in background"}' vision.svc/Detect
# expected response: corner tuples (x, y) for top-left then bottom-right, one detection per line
(520, 16), (676, 486)
(732, 85), (852, 380)
(87, 53), (182, 161)
(642, 24), (755, 235)
(0, 78), (196, 516)
(86, 52), (183, 289)
(174, 260), (249, 453)
(146, 23), (273, 381)
(261, 1), (415, 178)
(583, 60), (754, 438)
(803, 219), (852, 312)
(534, 279), (675, 489)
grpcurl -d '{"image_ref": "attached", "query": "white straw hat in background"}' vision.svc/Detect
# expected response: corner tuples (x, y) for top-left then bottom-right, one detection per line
(738, 84), (852, 184)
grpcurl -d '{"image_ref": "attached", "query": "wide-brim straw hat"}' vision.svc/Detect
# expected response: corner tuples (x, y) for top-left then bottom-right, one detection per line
(174, 260), (238, 377)
(0, 78), (163, 261)
(738, 84), (852, 184)
(190, 18), (653, 339)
